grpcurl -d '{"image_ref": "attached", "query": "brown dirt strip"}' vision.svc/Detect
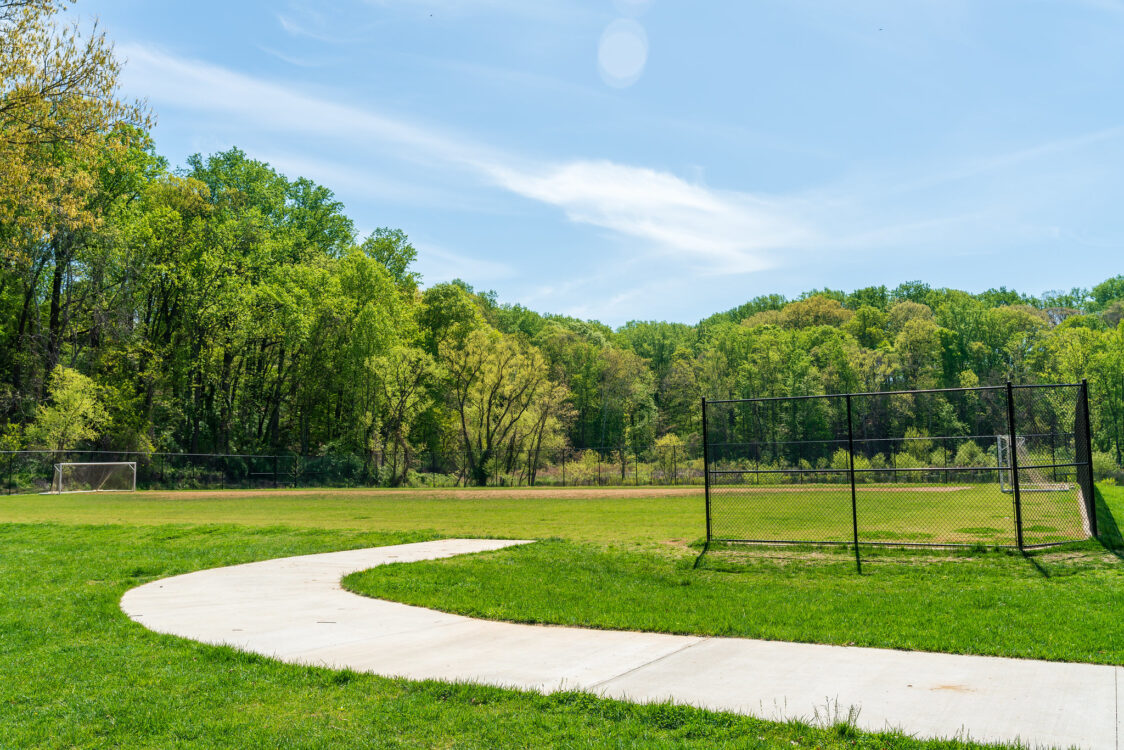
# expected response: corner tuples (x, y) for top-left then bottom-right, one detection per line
(713, 485), (970, 493)
(139, 484), (970, 501)
(143, 486), (705, 501)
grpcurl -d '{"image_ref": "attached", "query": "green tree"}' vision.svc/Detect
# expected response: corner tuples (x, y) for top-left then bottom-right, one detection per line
(843, 305), (889, 349)
(441, 328), (562, 485)
(26, 366), (106, 450)
(359, 227), (419, 291)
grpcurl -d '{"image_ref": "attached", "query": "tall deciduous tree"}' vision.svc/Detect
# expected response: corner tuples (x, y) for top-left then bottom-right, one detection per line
(441, 329), (564, 485)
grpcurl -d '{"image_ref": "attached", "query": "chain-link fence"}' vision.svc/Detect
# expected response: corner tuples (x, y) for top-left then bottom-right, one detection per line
(0, 445), (706, 495)
(702, 381), (1097, 552)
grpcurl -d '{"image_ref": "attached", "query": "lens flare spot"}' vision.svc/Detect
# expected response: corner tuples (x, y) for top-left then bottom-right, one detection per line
(598, 19), (648, 88)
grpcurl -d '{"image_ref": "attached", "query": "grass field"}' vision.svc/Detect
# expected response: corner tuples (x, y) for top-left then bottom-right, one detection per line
(710, 481), (1091, 546)
(1, 483), (1121, 747)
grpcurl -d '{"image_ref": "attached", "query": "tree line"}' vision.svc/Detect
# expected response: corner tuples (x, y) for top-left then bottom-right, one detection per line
(2, 1), (1123, 484)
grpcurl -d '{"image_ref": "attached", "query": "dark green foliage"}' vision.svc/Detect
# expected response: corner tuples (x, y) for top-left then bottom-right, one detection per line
(2, 133), (1124, 470)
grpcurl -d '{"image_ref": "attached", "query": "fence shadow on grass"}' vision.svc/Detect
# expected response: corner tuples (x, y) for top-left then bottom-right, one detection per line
(1023, 487), (1123, 578)
(1094, 486), (1123, 557)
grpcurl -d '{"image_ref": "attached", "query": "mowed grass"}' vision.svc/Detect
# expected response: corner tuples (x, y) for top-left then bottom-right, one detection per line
(0, 486), (702, 544)
(1, 484), (1122, 747)
(0, 480), (1091, 546)
(0, 524), (1012, 750)
(710, 482), (1088, 545)
(344, 484), (1124, 666)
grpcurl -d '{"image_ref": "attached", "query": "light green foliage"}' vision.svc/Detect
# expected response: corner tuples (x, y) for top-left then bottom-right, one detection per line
(653, 432), (684, 479)
(902, 427), (932, 466)
(1090, 275), (1124, 312)
(441, 328), (569, 485)
(26, 366), (107, 450)
(359, 227), (419, 290)
(1, 0), (1123, 478)
(780, 295), (854, 329)
(954, 440), (987, 467)
(843, 304), (890, 349)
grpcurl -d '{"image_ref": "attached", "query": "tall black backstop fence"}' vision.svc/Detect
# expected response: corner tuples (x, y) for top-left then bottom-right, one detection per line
(702, 381), (1097, 554)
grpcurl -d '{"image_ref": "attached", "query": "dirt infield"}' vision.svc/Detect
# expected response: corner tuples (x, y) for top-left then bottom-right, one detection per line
(144, 486), (706, 501)
(139, 484), (971, 502)
(713, 485), (971, 493)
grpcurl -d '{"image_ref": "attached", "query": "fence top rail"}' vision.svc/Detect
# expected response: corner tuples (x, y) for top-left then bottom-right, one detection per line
(705, 382), (1082, 405)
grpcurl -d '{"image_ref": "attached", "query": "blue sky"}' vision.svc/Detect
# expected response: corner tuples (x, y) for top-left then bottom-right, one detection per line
(76, 0), (1124, 325)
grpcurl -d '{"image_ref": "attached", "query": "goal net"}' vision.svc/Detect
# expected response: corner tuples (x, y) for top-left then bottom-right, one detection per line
(51, 462), (137, 494)
(996, 436), (1071, 493)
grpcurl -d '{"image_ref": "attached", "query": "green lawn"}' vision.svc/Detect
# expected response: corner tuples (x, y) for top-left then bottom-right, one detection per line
(344, 485), (1124, 666)
(1, 484), (1121, 747)
(0, 486), (702, 544)
(709, 482), (1090, 546)
(0, 523), (1014, 749)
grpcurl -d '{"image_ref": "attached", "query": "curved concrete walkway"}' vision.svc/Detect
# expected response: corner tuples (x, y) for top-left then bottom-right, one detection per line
(121, 539), (1120, 749)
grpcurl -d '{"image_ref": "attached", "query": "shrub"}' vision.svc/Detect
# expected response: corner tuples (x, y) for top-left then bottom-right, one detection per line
(955, 441), (987, 467)
(1092, 452), (1122, 481)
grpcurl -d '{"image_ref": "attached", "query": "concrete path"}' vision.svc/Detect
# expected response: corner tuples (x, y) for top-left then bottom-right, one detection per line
(121, 539), (1121, 749)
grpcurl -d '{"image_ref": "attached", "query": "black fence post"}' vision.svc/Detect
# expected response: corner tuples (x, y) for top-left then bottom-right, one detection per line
(845, 394), (862, 574)
(754, 442), (761, 485)
(6, 452), (12, 495)
(1005, 381), (1025, 550)
(673, 446), (678, 486)
(702, 398), (712, 546)
(1050, 432), (1057, 482)
(1080, 379), (1098, 538)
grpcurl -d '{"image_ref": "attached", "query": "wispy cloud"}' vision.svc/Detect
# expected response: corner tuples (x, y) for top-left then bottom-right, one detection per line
(883, 127), (1124, 197)
(117, 43), (1118, 303)
(411, 242), (516, 284)
(485, 160), (811, 272)
(119, 44), (812, 274)
(252, 151), (495, 212)
(255, 45), (333, 68)
(275, 6), (378, 44)
(360, 0), (591, 22)
(119, 44), (492, 169)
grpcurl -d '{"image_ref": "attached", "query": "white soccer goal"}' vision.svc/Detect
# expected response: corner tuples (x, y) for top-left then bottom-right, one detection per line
(996, 436), (1071, 493)
(51, 462), (137, 494)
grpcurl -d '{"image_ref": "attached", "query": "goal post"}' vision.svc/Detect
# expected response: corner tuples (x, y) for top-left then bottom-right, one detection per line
(51, 462), (137, 494)
(996, 435), (1072, 493)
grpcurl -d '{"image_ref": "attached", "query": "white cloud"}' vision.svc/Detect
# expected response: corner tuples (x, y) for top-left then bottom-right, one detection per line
(119, 45), (813, 274)
(117, 43), (1117, 308)
(485, 160), (812, 272)
(121, 46), (480, 164)
(412, 242), (516, 284)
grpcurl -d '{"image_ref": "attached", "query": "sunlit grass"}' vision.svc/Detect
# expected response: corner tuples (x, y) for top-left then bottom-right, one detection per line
(0, 523), (1015, 749)
(346, 484), (1124, 665)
